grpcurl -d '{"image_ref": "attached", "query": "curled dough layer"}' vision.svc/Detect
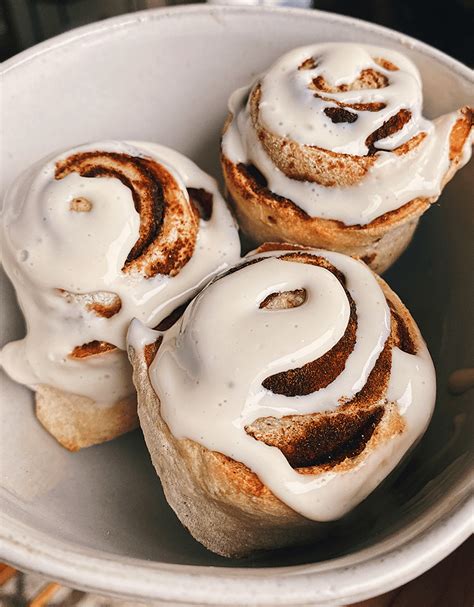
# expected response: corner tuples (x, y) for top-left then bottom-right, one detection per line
(56, 150), (199, 277)
(1, 141), (240, 407)
(139, 244), (435, 530)
(222, 43), (473, 271)
(55, 149), (199, 359)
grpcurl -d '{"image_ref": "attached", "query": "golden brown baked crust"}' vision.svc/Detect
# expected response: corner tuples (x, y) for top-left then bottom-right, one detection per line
(132, 243), (423, 557)
(35, 384), (138, 451)
(222, 106), (472, 274)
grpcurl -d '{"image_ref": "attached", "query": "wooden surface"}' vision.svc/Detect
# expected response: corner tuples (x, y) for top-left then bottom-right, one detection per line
(0, 538), (472, 606)
(350, 537), (473, 607)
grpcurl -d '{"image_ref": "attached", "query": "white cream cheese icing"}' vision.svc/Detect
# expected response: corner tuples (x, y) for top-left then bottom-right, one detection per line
(0, 141), (240, 403)
(222, 43), (472, 225)
(142, 249), (436, 521)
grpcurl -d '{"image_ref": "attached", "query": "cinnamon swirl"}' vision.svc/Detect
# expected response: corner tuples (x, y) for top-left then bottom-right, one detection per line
(128, 243), (436, 557)
(0, 141), (240, 450)
(221, 43), (473, 273)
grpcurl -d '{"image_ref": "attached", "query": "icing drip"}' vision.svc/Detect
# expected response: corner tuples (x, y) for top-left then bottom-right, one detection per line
(0, 141), (240, 402)
(222, 43), (472, 225)
(147, 249), (436, 520)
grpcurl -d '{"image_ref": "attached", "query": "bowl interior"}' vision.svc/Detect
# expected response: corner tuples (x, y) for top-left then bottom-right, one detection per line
(1, 6), (473, 574)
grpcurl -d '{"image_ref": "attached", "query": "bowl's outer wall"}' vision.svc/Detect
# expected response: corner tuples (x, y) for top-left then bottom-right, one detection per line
(1, 6), (473, 606)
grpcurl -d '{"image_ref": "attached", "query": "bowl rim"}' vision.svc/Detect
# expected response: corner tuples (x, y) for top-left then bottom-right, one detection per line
(1, 5), (472, 605)
(1, 494), (471, 604)
(2, 4), (474, 81)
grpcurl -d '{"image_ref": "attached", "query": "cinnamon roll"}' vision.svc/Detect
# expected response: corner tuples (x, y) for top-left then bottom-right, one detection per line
(0, 141), (240, 450)
(221, 43), (473, 273)
(128, 243), (436, 557)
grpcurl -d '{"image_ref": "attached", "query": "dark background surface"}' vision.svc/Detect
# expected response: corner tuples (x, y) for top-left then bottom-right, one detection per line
(1, 0), (473, 65)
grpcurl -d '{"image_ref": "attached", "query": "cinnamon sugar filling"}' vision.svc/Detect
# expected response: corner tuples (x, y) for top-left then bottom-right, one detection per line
(262, 253), (358, 397)
(56, 151), (198, 278)
(56, 150), (203, 360)
(365, 109), (412, 155)
(144, 337), (163, 368)
(246, 406), (384, 469)
(70, 340), (116, 359)
(188, 187), (213, 221)
(225, 250), (411, 471)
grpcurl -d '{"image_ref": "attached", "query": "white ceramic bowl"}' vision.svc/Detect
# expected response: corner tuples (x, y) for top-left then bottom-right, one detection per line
(1, 6), (473, 606)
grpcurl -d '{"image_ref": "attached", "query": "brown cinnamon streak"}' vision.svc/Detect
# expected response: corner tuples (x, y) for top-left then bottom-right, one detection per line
(246, 407), (384, 469)
(188, 188), (213, 221)
(235, 248), (403, 471)
(55, 150), (197, 278)
(324, 107), (358, 124)
(389, 302), (417, 355)
(189, 247), (410, 472)
(311, 68), (389, 94)
(366, 109), (412, 155)
(144, 337), (163, 368)
(56, 152), (164, 268)
(70, 340), (116, 359)
(262, 253), (357, 397)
